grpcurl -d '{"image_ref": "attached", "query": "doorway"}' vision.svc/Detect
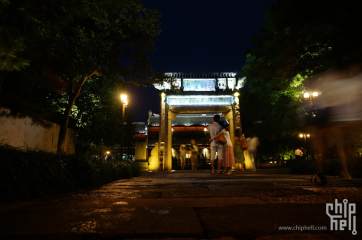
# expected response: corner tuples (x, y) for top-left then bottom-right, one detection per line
(170, 113), (227, 170)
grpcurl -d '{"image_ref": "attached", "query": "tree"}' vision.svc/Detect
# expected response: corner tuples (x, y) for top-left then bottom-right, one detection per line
(0, 0), (161, 153)
(69, 75), (130, 152)
(239, 64), (305, 157)
(124, 110), (136, 158)
(239, 0), (362, 157)
(0, 0), (30, 92)
(243, 0), (362, 86)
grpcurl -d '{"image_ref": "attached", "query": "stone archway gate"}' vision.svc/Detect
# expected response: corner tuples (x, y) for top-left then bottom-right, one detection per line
(154, 72), (244, 171)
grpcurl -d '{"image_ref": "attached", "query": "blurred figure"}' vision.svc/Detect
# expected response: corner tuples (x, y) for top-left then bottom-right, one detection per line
(190, 139), (199, 170)
(234, 129), (246, 172)
(186, 145), (192, 166)
(310, 64), (362, 183)
(200, 153), (205, 165)
(295, 147), (303, 160)
(180, 144), (186, 170)
(247, 133), (259, 171)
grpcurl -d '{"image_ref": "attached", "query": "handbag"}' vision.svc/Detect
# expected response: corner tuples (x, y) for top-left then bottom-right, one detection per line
(216, 129), (226, 145)
(241, 138), (248, 150)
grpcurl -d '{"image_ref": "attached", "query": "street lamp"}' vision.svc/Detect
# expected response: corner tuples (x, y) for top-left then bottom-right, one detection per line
(120, 94), (128, 160)
(303, 91), (320, 117)
(302, 90), (320, 161)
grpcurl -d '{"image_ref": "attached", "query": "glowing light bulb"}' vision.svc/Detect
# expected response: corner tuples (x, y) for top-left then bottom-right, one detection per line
(121, 94), (127, 102)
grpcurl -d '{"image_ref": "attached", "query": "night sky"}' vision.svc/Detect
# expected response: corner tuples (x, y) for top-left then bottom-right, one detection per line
(128, 0), (273, 122)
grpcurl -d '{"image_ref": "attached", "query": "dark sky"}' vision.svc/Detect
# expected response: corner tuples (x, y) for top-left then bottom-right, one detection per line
(128, 0), (272, 121)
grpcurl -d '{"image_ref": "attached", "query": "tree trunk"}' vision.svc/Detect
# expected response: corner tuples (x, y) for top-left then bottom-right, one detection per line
(57, 74), (90, 154)
(57, 94), (76, 154)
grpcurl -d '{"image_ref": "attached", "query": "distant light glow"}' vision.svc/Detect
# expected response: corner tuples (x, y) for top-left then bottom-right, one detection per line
(161, 92), (165, 97)
(307, 134), (310, 138)
(299, 134), (304, 138)
(204, 127), (207, 132)
(312, 92), (318, 97)
(304, 93), (309, 99)
(234, 92), (240, 97)
(106, 151), (110, 154)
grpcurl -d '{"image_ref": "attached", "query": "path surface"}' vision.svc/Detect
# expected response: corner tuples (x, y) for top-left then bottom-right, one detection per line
(0, 169), (361, 240)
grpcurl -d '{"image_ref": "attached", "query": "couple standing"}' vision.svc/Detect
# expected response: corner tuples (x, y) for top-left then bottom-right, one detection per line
(208, 115), (235, 175)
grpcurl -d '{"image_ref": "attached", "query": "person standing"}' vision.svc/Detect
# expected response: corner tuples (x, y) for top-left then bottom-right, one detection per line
(295, 147), (303, 160)
(234, 129), (246, 172)
(248, 133), (259, 171)
(207, 115), (223, 175)
(179, 144), (186, 170)
(190, 139), (199, 170)
(209, 121), (235, 174)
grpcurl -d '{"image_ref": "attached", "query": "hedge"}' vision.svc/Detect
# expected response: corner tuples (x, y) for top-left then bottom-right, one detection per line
(0, 145), (140, 203)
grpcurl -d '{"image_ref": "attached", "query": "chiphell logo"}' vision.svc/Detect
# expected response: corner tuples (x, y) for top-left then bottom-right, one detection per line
(326, 199), (357, 235)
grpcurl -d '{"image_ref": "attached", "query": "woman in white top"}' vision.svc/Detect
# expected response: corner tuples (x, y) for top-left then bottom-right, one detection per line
(209, 121), (235, 174)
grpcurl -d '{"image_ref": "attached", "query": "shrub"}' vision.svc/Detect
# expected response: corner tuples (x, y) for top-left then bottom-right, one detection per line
(0, 145), (140, 203)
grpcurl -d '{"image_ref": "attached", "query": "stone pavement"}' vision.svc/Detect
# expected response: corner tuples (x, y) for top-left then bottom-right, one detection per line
(0, 169), (361, 240)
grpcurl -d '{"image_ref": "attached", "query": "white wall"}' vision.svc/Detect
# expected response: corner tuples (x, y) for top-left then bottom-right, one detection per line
(0, 109), (75, 154)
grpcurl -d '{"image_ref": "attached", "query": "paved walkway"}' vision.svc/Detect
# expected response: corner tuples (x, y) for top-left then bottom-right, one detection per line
(0, 169), (361, 239)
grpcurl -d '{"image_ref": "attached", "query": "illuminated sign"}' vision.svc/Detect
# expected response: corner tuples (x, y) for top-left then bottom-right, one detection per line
(153, 75), (245, 91)
(183, 79), (216, 91)
(166, 95), (234, 106)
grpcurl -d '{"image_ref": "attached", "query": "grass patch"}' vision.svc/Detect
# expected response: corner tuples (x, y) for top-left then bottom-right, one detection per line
(0, 145), (140, 203)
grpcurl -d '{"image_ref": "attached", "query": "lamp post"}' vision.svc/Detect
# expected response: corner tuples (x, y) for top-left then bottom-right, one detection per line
(303, 91), (319, 160)
(120, 94), (128, 160)
(303, 91), (319, 118)
(299, 133), (310, 159)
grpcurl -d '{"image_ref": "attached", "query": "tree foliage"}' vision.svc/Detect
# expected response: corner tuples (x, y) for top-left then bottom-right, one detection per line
(243, 0), (362, 85)
(239, 68), (305, 157)
(69, 76), (135, 152)
(0, 0), (161, 153)
(239, 0), (362, 157)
